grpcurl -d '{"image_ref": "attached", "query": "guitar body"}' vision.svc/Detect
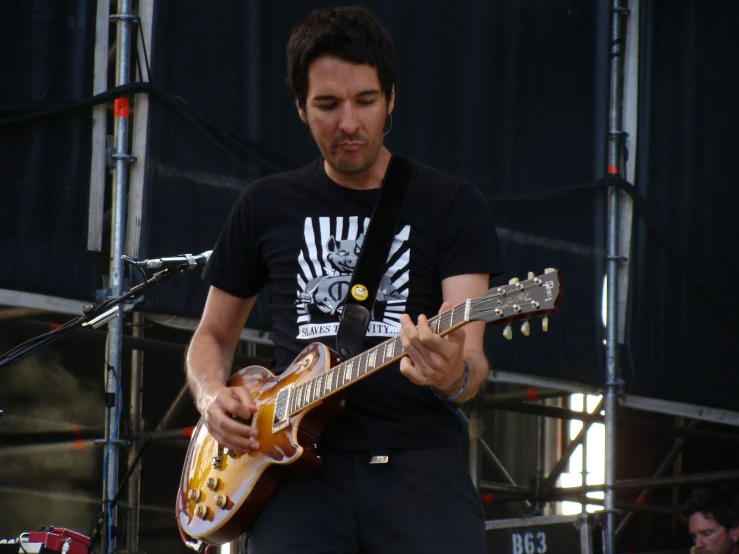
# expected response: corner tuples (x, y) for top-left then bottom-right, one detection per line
(176, 269), (564, 548)
(177, 342), (343, 545)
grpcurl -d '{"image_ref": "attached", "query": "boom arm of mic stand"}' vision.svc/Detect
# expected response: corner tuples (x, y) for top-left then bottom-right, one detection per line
(0, 268), (179, 370)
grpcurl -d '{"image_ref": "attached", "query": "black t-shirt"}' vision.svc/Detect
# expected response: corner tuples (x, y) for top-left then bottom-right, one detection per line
(203, 157), (504, 450)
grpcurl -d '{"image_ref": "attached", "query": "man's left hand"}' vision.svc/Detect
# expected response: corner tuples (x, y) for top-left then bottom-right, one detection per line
(398, 301), (467, 396)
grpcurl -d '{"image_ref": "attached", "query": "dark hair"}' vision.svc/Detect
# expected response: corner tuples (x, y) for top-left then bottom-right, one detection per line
(680, 487), (739, 529)
(286, 6), (395, 110)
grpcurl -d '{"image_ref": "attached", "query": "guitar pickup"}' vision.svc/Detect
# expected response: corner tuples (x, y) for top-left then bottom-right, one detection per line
(272, 384), (293, 433)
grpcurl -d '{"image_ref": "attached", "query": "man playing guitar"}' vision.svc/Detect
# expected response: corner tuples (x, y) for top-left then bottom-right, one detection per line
(186, 6), (503, 552)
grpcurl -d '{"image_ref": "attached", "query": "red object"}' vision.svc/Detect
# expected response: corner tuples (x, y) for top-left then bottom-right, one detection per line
(25, 528), (90, 554)
(480, 492), (494, 504)
(49, 323), (61, 330)
(607, 164), (619, 175)
(72, 439), (85, 451)
(525, 387), (539, 401)
(636, 495), (646, 504)
(114, 97), (130, 118)
(183, 426), (195, 438)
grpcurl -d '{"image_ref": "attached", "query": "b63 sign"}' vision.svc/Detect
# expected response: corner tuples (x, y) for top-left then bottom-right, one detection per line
(486, 515), (598, 554)
(511, 530), (548, 554)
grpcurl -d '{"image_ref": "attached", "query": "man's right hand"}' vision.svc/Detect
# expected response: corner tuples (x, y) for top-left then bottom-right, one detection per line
(200, 385), (260, 454)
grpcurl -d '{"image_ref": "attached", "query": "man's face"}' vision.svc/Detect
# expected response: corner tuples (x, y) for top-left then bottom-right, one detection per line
(689, 512), (739, 554)
(298, 56), (394, 177)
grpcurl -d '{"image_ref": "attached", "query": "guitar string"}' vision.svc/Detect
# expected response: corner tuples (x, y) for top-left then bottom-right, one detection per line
(288, 302), (470, 415)
(293, 294), (498, 412)
(289, 279), (553, 414)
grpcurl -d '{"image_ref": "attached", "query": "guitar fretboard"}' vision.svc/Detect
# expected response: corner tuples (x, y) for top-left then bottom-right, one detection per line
(288, 300), (470, 415)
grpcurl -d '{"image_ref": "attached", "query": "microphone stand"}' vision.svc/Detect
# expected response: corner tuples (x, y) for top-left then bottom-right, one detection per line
(0, 261), (192, 553)
(0, 265), (182, 370)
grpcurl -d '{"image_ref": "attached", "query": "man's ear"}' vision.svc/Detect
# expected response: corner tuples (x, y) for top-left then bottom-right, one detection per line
(730, 525), (739, 543)
(387, 86), (395, 115)
(297, 100), (307, 124)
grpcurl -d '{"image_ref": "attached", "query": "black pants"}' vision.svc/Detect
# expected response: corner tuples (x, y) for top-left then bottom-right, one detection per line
(246, 447), (486, 554)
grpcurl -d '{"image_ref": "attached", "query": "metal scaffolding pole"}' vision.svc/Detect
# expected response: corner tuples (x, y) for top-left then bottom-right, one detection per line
(127, 313), (145, 554)
(483, 388), (570, 407)
(539, 397), (604, 498)
(0, 485), (171, 514)
(535, 406), (545, 514)
(468, 397), (483, 491)
(605, 0), (630, 551)
(0, 428), (193, 456)
(615, 420), (698, 538)
(104, 1), (135, 553)
(553, 469), (739, 494)
(155, 383), (191, 432)
(486, 399), (604, 423)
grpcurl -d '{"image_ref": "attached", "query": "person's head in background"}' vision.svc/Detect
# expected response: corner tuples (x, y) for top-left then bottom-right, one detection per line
(680, 486), (739, 554)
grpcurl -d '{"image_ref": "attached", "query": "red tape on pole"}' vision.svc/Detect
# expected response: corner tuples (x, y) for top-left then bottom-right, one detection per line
(113, 97), (129, 118)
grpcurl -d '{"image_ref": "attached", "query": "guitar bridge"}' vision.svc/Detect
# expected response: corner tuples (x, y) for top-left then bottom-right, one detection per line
(272, 384), (293, 433)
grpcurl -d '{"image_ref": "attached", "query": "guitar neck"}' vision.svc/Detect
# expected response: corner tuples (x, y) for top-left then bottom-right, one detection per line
(288, 300), (471, 416)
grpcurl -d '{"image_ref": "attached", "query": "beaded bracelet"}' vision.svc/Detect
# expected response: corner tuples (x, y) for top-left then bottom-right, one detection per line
(432, 360), (469, 402)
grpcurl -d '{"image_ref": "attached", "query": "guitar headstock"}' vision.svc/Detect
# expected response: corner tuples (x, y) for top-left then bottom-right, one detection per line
(471, 268), (563, 339)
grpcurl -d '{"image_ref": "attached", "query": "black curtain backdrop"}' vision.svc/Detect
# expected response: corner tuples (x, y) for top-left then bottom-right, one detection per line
(626, 0), (739, 412)
(1, 0), (736, 410)
(616, 4), (739, 548)
(0, 0), (98, 300)
(1, 1), (738, 551)
(142, 0), (607, 387)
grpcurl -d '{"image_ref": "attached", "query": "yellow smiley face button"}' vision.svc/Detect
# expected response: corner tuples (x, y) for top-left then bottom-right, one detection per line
(351, 284), (369, 301)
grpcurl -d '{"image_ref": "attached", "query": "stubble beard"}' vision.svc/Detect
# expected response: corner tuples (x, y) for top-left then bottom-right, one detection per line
(329, 150), (374, 175)
(324, 134), (383, 177)
(694, 542), (737, 554)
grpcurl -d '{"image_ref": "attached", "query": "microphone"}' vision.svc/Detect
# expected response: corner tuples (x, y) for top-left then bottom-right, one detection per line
(133, 250), (212, 271)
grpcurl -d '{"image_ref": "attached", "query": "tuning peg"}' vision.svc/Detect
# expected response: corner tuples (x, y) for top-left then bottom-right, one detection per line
(503, 324), (513, 340)
(542, 317), (549, 332)
(545, 268), (556, 274)
(521, 321), (531, 336)
(527, 272), (535, 280)
(508, 277), (520, 285)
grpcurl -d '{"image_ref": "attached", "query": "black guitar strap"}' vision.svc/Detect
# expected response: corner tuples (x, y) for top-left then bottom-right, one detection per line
(336, 155), (416, 361)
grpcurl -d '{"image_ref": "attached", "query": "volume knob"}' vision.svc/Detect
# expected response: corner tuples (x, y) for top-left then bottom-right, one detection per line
(206, 477), (220, 491)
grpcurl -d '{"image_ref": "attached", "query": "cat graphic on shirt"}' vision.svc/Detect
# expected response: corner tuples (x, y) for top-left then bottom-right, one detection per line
(297, 233), (403, 319)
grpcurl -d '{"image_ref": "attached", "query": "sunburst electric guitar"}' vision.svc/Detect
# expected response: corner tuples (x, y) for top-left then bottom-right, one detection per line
(177, 269), (563, 548)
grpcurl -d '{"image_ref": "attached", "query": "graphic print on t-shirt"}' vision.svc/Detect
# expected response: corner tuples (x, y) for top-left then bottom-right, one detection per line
(295, 216), (409, 340)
